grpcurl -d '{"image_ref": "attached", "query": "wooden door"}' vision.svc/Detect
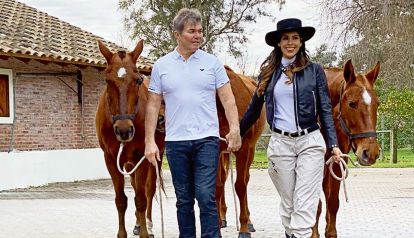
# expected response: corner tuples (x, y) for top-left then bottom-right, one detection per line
(0, 74), (9, 117)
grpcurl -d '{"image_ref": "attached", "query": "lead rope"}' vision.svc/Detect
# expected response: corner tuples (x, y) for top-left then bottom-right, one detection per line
(219, 137), (240, 231)
(116, 143), (145, 176)
(155, 162), (165, 238)
(116, 143), (165, 237)
(325, 154), (359, 203)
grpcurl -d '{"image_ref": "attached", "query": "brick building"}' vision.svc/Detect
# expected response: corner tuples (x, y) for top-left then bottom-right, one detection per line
(0, 0), (152, 190)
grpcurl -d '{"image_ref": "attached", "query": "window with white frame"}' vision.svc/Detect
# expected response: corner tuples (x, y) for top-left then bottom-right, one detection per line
(0, 68), (14, 124)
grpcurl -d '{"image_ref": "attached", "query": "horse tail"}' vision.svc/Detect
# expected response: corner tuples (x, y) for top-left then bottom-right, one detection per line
(157, 166), (167, 197)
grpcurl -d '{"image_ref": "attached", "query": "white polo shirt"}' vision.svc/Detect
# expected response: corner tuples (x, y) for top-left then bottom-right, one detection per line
(149, 49), (229, 141)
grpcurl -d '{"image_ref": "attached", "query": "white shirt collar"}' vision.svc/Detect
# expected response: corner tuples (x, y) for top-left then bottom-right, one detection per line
(173, 48), (201, 61)
(281, 55), (296, 67)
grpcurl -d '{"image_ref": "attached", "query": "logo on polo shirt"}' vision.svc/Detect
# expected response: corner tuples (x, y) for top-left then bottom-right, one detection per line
(200, 69), (204, 71)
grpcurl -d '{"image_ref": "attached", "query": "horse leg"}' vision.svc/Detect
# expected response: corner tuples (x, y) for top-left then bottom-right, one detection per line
(133, 162), (151, 238)
(131, 168), (156, 237)
(324, 165), (342, 238)
(145, 163), (158, 238)
(312, 166), (330, 238)
(216, 152), (229, 228)
(129, 172), (141, 236)
(104, 153), (128, 238)
(310, 200), (322, 238)
(235, 147), (254, 237)
(244, 149), (256, 232)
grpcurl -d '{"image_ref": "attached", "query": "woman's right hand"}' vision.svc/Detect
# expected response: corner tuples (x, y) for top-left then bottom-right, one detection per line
(331, 147), (343, 163)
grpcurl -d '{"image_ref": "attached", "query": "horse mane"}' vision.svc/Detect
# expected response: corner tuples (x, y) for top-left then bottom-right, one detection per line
(324, 66), (343, 71)
(118, 50), (126, 59)
(224, 65), (234, 72)
(223, 65), (257, 90)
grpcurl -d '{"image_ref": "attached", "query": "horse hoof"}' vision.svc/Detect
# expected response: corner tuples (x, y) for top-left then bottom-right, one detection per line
(133, 225), (140, 235)
(248, 223), (256, 232)
(221, 220), (227, 228)
(238, 232), (251, 238)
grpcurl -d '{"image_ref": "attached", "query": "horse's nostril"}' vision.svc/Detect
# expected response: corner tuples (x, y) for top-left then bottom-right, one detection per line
(362, 149), (369, 159)
(115, 127), (120, 135)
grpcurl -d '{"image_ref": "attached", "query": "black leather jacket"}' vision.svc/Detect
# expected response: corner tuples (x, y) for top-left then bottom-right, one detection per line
(240, 62), (338, 148)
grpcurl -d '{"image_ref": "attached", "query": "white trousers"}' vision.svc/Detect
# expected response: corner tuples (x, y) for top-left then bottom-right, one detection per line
(267, 130), (326, 238)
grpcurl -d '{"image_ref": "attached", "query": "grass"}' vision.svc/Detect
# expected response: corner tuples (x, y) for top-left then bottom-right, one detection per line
(161, 148), (414, 169)
(251, 148), (414, 169)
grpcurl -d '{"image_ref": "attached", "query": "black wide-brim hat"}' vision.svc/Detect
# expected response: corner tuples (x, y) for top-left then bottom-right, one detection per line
(265, 18), (315, 47)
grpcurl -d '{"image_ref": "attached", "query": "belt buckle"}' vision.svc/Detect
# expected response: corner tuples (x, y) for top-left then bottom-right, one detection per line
(301, 128), (309, 136)
(288, 131), (298, 137)
(294, 128), (308, 137)
(280, 130), (289, 137)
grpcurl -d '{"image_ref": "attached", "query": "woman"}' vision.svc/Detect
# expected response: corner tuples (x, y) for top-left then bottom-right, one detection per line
(145, 8), (241, 238)
(239, 18), (342, 238)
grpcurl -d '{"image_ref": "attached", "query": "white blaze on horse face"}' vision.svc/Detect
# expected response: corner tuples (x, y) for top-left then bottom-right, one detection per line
(117, 67), (126, 78)
(362, 88), (372, 105)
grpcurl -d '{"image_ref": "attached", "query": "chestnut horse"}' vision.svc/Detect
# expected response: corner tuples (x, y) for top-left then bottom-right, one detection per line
(312, 59), (381, 238)
(216, 66), (266, 238)
(96, 40), (165, 238)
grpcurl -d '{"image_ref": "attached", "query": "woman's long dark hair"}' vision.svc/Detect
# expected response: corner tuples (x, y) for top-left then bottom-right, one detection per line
(256, 40), (310, 96)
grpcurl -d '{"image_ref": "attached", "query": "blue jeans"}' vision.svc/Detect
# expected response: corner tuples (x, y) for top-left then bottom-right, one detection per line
(166, 136), (220, 238)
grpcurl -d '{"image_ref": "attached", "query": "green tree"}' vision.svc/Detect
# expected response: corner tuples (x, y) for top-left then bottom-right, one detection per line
(310, 43), (337, 67)
(317, 0), (414, 151)
(378, 88), (414, 152)
(318, 0), (414, 89)
(119, 0), (285, 59)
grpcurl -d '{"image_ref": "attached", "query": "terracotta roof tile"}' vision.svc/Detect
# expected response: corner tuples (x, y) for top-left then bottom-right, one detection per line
(0, 0), (153, 71)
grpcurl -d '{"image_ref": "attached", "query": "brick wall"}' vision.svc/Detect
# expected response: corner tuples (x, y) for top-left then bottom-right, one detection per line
(0, 58), (106, 151)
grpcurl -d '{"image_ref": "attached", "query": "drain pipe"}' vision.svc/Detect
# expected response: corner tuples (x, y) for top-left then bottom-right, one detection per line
(76, 70), (85, 147)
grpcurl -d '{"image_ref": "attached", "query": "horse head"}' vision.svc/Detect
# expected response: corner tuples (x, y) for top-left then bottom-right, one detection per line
(338, 59), (381, 165)
(98, 40), (144, 143)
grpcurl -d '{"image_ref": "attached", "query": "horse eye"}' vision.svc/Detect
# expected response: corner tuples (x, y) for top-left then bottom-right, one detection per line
(349, 101), (357, 109)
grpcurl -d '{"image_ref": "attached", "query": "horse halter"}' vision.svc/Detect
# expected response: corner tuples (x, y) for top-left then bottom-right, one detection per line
(337, 81), (377, 152)
(108, 71), (144, 123)
(112, 106), (139, 122)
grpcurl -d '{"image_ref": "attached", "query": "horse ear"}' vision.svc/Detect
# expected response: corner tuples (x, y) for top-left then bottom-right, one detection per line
(343, 59), (356, 84)
(365, 61), (380, 86)
(98, 40), (114, 63)
(129, 40), (144, 63)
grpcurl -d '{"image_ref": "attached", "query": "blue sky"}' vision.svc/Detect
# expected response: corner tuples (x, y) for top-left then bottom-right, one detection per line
(18, 0), (326, 75)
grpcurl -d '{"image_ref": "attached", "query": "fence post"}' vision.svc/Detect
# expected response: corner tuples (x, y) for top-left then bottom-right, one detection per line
(380, 115), (384, 160)
(390, 128), (398, 163)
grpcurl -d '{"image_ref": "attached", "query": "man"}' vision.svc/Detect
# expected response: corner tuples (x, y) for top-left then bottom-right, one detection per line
(144, 8), (241, 238)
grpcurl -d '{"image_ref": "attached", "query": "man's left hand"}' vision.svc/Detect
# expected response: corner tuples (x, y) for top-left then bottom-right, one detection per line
(225, 130), (242, 152)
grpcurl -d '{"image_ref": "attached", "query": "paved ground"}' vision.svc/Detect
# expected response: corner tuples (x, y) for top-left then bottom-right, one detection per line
(1, 168), (413, 238)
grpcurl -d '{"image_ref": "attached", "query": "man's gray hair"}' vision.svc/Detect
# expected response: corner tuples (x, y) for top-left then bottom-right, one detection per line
(172, 8), (202, 33)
